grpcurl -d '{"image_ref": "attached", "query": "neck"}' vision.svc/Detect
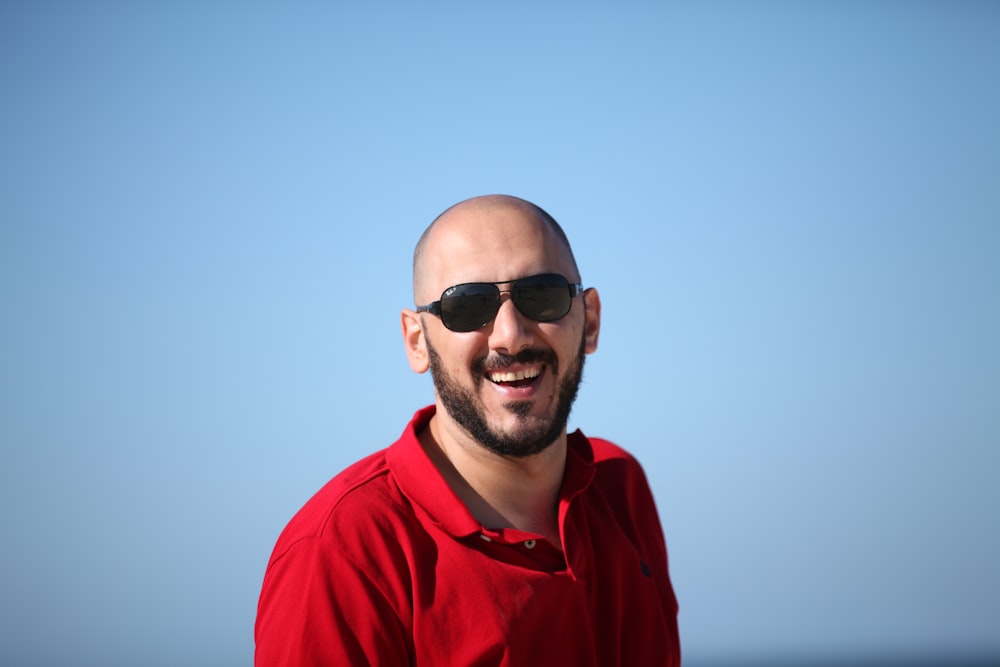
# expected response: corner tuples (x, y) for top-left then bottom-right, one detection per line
(421, 411), (566, 549)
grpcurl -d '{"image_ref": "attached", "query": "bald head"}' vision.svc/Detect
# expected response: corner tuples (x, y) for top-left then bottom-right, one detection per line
(412, 195), (580, 302)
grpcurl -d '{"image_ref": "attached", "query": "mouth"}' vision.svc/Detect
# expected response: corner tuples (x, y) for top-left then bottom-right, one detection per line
(487, 365), (543, 389)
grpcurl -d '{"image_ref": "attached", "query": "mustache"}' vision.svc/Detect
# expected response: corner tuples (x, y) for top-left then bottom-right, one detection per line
(475, 348), (557, 374)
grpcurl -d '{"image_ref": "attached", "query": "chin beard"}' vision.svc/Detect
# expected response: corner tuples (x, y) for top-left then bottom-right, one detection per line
(426, 336), (586, 458)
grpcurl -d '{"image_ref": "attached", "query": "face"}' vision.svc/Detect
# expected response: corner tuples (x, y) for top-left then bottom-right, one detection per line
(404, 199), (600, 458)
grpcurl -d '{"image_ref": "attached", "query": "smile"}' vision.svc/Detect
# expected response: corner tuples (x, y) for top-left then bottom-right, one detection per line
(487, 366), (542, 385)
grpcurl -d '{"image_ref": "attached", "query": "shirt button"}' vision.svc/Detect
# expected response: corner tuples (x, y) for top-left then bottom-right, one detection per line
(524, 539), (537, 549)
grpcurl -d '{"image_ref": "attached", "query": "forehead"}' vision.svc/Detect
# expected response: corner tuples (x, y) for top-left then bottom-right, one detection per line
(421, 204), (575, 292)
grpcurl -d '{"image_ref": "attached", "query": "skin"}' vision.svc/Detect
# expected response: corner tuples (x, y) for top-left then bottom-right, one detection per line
(400, 195), (601, 548)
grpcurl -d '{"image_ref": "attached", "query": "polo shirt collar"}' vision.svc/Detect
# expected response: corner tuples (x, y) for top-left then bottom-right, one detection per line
(386, 405), (597, 540)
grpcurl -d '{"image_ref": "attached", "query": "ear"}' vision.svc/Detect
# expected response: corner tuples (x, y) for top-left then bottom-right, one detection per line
(401, 309), (430, 373)
(582, 288), (601, 355)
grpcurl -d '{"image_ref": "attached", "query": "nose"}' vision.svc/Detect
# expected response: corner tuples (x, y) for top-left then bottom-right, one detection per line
(487, 293), (533, 354)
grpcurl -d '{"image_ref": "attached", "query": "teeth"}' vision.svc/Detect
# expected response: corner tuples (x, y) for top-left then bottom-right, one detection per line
(489, 367), (541, 383)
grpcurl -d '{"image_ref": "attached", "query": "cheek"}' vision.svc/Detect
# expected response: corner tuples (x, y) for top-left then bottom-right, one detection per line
(540, 322), (585, 363)
(443, 337), (488, 374)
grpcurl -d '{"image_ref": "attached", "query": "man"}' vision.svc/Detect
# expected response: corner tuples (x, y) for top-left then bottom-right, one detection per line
(255, 195), (680, 665)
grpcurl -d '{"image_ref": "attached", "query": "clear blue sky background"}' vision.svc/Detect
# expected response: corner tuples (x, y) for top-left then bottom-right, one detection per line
(1, 2), (998, 666)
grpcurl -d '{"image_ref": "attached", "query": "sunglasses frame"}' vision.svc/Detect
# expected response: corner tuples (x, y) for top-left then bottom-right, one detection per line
(416, 273), (585, 332)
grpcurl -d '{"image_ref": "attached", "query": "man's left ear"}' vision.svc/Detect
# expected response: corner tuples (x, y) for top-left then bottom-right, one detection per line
(582, 287), (601, 354)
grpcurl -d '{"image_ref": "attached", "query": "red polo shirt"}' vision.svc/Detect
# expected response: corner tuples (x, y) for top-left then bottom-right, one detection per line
(255, 406), (680, 666)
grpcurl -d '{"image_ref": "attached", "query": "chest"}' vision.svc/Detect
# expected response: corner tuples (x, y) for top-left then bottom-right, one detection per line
(404, 507), (674, 666)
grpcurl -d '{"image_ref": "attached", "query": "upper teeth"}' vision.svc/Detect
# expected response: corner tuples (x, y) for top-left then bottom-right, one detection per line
(489, 367), (541, 383)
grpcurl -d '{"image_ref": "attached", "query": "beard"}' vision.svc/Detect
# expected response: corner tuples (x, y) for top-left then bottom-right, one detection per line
(426, 335), (586, 458)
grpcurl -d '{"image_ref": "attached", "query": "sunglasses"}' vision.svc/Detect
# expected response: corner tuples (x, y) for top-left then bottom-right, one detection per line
(416, 273), (585, 332)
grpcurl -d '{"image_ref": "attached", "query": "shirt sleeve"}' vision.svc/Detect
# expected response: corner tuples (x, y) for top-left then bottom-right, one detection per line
(255, 536), (413, 666)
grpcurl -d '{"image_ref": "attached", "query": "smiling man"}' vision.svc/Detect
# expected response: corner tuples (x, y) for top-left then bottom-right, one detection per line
(255, 195), (680, 666)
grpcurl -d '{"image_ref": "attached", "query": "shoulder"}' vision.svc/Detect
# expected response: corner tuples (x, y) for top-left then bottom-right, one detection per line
(569, 431), (660, 515)
(255, 450), (419, 663)
(266, 448), (413, 566)
(586, 435), (638, 463)
(572, 431), (649, 480)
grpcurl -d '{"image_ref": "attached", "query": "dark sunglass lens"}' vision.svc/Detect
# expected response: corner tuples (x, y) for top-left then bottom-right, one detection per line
(440, 283), (500, 331)
(512, 274), (572, 322)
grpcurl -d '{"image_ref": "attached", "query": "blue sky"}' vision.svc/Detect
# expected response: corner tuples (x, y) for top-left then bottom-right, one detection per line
(1, 2), (998, 665)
